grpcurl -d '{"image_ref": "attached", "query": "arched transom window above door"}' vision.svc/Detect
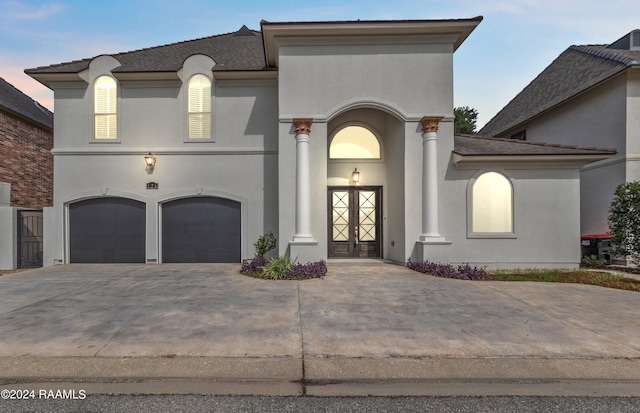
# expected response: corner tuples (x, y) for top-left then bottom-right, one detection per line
(329, 125), (381, 159)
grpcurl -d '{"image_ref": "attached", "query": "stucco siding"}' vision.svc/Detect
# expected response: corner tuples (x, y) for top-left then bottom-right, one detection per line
(278, 41), (453, 119)
(581, 161), (625, 234)
(49, 77), (280, 264)
(50, 152), (275, 263)
(627, 69), (640, 156)
(439, 167), (582, 268)
(521, 75), (627, 153)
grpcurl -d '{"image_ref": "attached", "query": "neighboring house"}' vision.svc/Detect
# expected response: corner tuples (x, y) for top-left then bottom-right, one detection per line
(480, 30), (640, 237)
(0, 77), (53, 270)
(26, 18), (614, 269)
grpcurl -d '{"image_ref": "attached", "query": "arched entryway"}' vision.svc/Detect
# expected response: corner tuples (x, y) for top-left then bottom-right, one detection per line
(326, 107), (405, 260)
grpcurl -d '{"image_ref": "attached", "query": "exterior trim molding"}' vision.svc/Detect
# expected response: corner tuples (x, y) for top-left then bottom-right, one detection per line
(51, 148), (278, 156)
(452, 153), (613, 169)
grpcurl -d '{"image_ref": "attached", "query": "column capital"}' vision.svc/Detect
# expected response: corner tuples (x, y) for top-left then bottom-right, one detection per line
(420, 116), (444, 134)
(293, 118), (313, 135)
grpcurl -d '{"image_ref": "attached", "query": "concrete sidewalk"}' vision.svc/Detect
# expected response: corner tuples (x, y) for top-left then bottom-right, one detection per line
(0, 263), (638, 396)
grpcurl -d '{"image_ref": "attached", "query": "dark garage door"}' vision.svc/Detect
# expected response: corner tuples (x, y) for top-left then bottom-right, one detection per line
(69, 197), (146, 263)
(162, 197), (241, 263)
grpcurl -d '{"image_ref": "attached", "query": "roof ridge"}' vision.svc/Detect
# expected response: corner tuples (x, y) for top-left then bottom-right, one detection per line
(462, 134), (616, 153)
(112, 26), (259, 58)
(26, 26), (260, 72)
(0, 77), (53, 127)
(569, 45), (638, 66)
(0, 77), (52, 116)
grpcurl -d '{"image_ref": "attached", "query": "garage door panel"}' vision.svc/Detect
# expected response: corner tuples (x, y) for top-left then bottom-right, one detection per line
(162, 197), (241, 263)
(69, 198), (146, 263)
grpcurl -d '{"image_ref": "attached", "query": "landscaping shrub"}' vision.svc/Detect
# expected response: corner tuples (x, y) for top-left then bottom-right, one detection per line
(609, 181), (640, 265)
(286, 260), (327, 280)
(254, 232), (277, 257)
(241, 255), (267, 275)
(407, 258), (486, 280)
(581, 254), (607, 268)
(241, 256), (326, 280)
(262, 255), (293, 280)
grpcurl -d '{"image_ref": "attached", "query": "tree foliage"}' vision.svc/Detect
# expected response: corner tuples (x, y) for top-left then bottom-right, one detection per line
(608, 181), (640, 264)
(454, 106), (479, 135)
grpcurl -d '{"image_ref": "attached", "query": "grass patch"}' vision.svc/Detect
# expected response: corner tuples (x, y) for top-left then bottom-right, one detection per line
(486, 269), (640, 292)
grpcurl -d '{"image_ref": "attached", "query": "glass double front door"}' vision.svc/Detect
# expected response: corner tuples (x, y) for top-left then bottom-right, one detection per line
(328, 186), (382, 258)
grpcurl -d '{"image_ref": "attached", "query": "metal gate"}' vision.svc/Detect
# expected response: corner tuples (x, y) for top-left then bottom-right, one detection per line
(17, 210), (43, 268)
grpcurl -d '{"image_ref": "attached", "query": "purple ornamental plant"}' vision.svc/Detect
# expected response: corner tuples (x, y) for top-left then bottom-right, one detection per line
(407, 258), (485, 280)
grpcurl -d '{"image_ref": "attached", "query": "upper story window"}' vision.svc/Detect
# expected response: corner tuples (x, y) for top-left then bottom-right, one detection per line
(94, 76), (117, 140)
(470, 171), (514, 236)
(329, 125), (381, 159)
(188, 74), (211, 139)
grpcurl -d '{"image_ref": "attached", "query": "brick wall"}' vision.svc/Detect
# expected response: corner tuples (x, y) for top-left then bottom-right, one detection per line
(0, 111), (53, 209)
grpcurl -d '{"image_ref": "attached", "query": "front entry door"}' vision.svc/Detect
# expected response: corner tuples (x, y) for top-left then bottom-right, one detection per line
(328, 186), (382, 258)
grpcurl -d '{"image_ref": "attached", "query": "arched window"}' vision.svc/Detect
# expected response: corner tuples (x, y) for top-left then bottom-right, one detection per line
(94, 76), (117, 140)
(329, 125), (380, 159)
(188, 74), (211, 139)
(471, 171), (513, 234)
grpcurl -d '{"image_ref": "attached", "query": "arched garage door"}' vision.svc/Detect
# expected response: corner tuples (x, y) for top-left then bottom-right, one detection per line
(162, 197), (241, 263)
(69, 198), (146, 263)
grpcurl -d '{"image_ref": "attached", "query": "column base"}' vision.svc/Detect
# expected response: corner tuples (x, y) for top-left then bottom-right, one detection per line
(292, 234), (314, 242)
(289, 239), (319, 263)
(419, 234), (450, 243)
(415, 238), (453, 263)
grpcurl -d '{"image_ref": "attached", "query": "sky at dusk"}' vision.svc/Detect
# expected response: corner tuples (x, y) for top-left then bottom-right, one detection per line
(0, 0), (637, 128)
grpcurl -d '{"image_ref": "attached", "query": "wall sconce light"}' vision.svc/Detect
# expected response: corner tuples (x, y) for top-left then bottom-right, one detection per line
(351, 168), (360, 183)
(144, 152), (156, 169)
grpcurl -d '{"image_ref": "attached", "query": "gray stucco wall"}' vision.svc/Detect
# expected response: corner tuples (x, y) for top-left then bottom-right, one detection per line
(276, 37), (454, 261)
(277, 41), (453, 120)
(502, 73), (637, 236)
(440, 166), (582, 268)
(46, 54), (280, 265)
(0, 207), (17, 270)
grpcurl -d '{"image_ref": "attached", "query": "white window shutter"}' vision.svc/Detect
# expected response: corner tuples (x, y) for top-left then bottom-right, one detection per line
(94, 76), (117, 139)
(188, 75), (211, 139)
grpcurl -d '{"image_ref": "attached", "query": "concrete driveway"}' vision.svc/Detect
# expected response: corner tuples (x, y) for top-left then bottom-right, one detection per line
(0, 263), (639, 395)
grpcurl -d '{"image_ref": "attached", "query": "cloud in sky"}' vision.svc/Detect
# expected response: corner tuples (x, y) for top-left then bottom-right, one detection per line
(1, 0), (62, 20)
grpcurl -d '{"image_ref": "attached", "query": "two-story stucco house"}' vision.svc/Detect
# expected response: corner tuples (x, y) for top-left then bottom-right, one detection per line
(26, 18), (615, 268)
(480, 30), (640, 237)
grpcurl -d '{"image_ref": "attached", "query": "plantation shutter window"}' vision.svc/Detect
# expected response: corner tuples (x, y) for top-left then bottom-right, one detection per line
(94, 76), (117, 140)
(188, 74), (211, 139)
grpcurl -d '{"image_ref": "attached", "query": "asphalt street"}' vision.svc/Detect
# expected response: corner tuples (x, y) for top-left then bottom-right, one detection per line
(2, 395), (640, 413)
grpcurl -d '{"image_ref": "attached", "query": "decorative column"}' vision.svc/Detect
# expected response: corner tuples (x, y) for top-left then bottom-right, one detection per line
(292, 118), (313, 241)
(420, 116), (444, 241)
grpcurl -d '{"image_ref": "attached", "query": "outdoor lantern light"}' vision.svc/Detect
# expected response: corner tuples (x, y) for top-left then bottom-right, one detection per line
(351, 168), (360, 183)
(144, 152), (156, 169)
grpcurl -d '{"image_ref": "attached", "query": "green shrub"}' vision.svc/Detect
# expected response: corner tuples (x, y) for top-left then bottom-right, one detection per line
(581, 254), (606, 268)
(262, 255), (293, 280)
(254, 232), (277, 257)
(609, 181), (640, 265)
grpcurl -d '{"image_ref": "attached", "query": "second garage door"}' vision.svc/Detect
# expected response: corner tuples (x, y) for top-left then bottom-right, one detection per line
(162, 197), (241, 263)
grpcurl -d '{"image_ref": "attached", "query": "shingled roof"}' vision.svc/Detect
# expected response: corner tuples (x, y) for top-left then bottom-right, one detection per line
(479, 31), (640, 138)
(27, 18), (482, 83)
(0, 77), (53, 130)
(454, 135), (616, 156)
(25, 25), (267, 76)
